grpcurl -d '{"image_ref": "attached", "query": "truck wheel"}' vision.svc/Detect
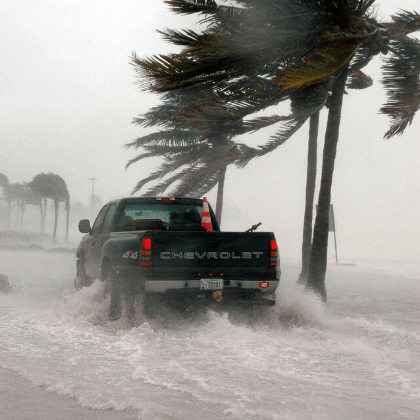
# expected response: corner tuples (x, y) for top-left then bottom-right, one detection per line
(106, 267), (131, 321)
(74, 259), (90, 290)
(106, 268), (121, 320)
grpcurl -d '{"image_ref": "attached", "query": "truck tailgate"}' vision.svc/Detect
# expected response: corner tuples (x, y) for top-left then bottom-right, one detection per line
(146, 231), (276, 279)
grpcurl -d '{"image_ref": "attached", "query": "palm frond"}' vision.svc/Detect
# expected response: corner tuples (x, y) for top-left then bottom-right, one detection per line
(125, 130), (203, 149)
(349, 44), (373, 70)
(164, 0), (245, 25)
(274, 40), (364, 92)
(357, 0), (377, 16)
(346, 67), (373, 89)
(164, 0), (219, 17)
(131, 172), (168, 196)
(380, 36), (420, 137)
(130, 141), (216, 194)
(142, 163), (201, 196)
(157, 28), (202, 47)
(382, 10), (420, 38)
(125, 151), (163, 170)
(171, 167), (223, 197)
(131, 2), (328, 93)
(290, 82), (330, 116)
(131, 157), (192, 195)
(228, 115), (291, 135)
(130, 134), (248, 197)
(237, 116), (308, 167)
(127, 143), (210, 169)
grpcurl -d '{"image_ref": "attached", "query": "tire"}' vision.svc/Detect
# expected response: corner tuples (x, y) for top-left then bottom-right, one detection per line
(74, 259), (90, 290)
(105, 268), (122, 320)
(105, 267), (135, 321)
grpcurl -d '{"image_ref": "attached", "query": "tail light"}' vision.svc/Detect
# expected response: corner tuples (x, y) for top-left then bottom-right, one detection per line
(140, 237), (152, 266)
(270, 239), (279, 267)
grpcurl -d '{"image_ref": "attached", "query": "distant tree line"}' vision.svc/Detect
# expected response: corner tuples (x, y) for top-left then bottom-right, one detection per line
(0, 172), (70, 243)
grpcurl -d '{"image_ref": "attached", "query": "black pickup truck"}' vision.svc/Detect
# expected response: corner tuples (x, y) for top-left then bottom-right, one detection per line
(76, 197), (280, 318)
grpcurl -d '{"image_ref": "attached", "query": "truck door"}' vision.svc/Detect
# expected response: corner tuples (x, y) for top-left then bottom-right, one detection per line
(92, 203), (117, 275)
(94, 203), (117, 273)
(84, 204), (109, 278)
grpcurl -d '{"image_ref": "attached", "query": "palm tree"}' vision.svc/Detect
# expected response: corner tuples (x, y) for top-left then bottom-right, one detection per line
(305, 66), (348, 299)
(127, 131), (250, 226)
(296, 112), (320, 284)
(132, 0), (370, 297)
(0, 175), (27, 230)
(297, 67), (373, 285)
(127, 89), (286, 226)
(133, 1), (420, 300)
(27, 173), (70, 243)
(0, 173), (11, 228)
(305, 12), (420, 300)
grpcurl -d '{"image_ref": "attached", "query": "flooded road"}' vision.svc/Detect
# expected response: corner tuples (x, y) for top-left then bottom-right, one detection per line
(1, 249), (419, 419)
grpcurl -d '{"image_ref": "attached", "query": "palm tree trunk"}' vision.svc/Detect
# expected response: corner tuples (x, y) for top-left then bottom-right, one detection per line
(65, 199), (70, 243)
(53, 199), (58, 243)
(42, 198), (47, 232)
(215, 167), (226, 227)
(305, 68), (348, 301)
(16, 201), (20, 228)
(20, 204), (25, 231)
(297, 112), (319, 284)
(7, 200), (11, 229)
(39, 203), (44, 232)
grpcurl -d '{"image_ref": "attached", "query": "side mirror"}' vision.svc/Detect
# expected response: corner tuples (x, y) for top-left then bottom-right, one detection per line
(79, 219), (91, 234)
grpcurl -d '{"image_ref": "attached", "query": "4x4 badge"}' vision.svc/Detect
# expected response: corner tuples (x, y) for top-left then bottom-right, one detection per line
(122, 251), (138, 259)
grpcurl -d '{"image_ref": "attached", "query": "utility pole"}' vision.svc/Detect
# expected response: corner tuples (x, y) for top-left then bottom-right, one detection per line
(89, 177), (97, 219)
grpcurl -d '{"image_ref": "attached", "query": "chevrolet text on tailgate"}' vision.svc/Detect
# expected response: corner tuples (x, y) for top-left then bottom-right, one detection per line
(75, 197), (280, 319)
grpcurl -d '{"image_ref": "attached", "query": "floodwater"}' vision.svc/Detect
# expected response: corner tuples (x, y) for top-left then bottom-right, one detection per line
(0, 249), (419, 420)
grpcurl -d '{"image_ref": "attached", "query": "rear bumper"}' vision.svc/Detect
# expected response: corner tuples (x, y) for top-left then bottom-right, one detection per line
(157, 281), (278, 306)
(144, 279), (279, 294)
(111, 266), (279, 304)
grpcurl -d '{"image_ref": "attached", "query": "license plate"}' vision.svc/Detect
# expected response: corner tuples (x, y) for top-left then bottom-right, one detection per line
(200, 279), (223, 290)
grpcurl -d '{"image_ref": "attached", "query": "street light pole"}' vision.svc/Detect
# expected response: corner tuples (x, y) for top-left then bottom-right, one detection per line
(89, 177), (97, 219)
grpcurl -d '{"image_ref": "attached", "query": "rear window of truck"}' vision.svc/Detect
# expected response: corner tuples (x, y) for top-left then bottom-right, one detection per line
(116, 202), (206, 231)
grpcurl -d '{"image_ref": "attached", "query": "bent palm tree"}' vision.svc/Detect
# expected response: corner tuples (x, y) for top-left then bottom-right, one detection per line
(297, 67), (373, 285)
(0, 173), (11, 228)
(27, 173), (70, 243)
(0, 174), (41, 231)
(127, 89), (289, 226)
(305, 67), (348, 299)
(133, 1), (420, 300)
(127, 130), (251, 227)
(134, 1), (380, 298)
(306, 13), (420, 300)
(296, 112), (320, 284)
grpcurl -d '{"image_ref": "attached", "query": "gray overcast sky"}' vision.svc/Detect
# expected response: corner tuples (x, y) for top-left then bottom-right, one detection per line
(1, 0), (419, 263)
